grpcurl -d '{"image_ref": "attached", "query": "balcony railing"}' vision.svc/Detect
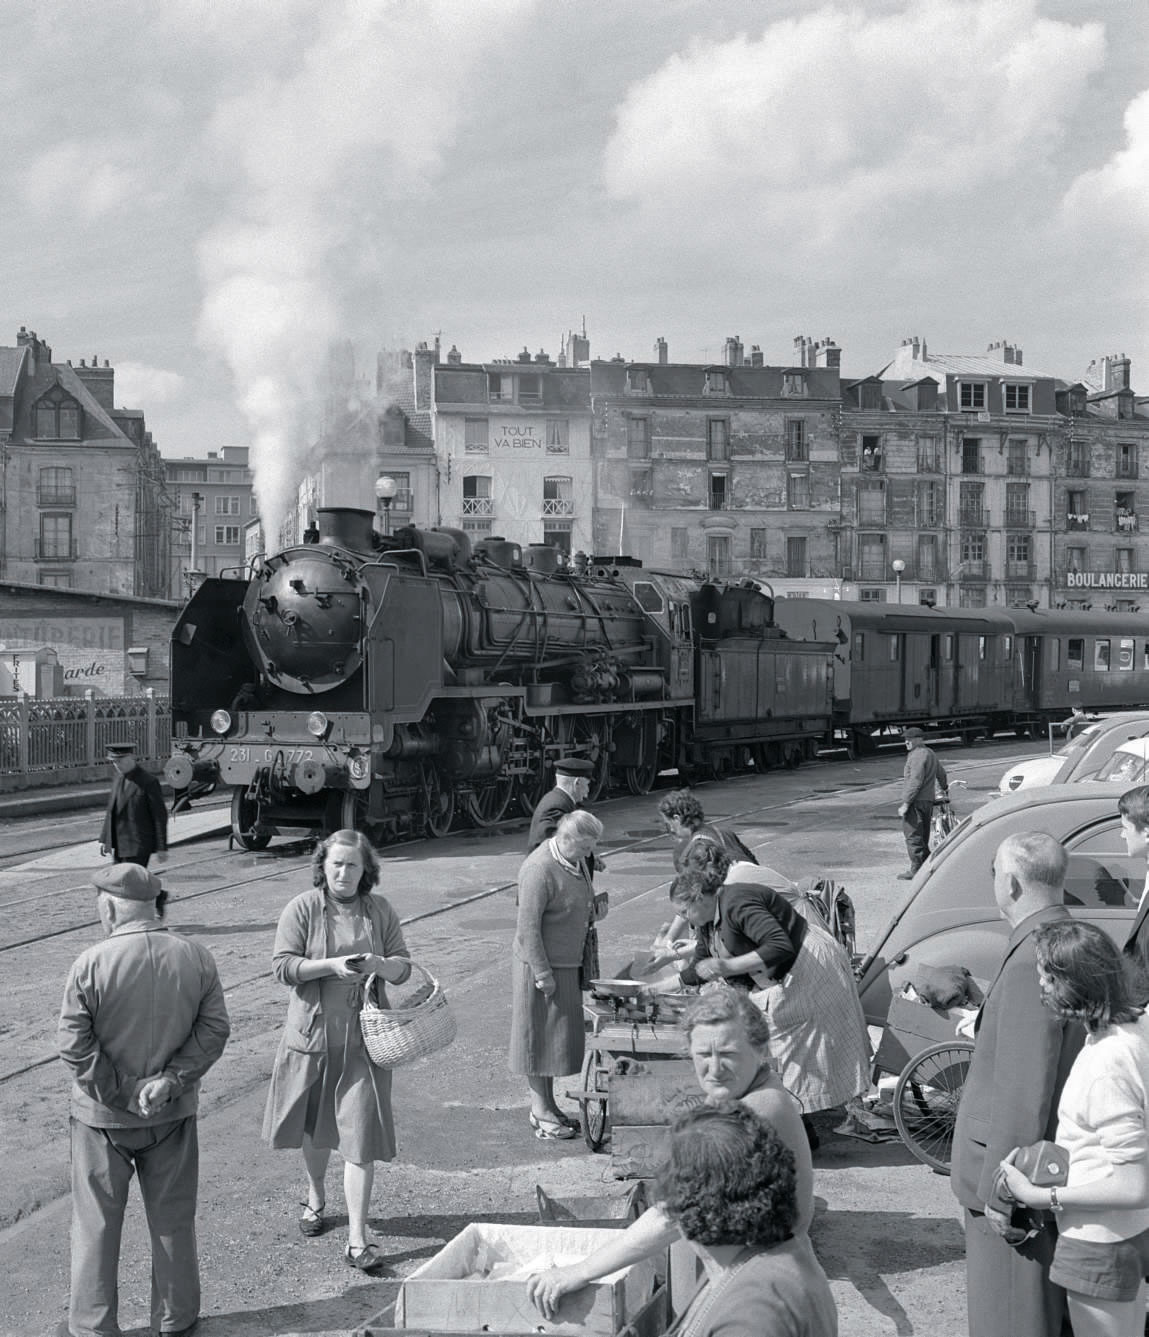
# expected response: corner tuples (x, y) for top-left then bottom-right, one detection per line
(37, 486), (76, 506)
(1004, 509), (1036, 528)
(1066, 514), (1091, 531)
(1006, 560), (1036, 580)
(857, 560), (889, 581)
(33, 538), (78, 560)
(916, 504), (941, 528)
(1116, 512), (1138, 533)
(856, 508), (887, 526)
(958, 561), (989, 581)
(541, 498), (574, 516)
(958, 507), (989, 528)
(462, 497), (494, 517)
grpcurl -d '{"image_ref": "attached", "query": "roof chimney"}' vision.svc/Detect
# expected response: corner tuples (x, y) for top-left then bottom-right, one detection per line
(654, 336), (668, 365)
(749, 345), (763, 368)
(73, 354), (115, 411)
(446, 344), (462, 365)
(723, 335), (743, 367)
(814, 338), (841, 370)
(1110, 354), (1131, 391)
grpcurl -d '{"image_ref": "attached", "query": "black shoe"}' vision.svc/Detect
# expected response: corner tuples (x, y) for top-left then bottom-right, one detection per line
(802, 1116), (821, 1151)
(896, 869), (916, 880)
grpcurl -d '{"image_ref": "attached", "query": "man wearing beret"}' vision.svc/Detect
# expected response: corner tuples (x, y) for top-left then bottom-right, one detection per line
(57, 863), (230, 1337)
(896, 727), (949, 880)
(99, 743), (168, 868)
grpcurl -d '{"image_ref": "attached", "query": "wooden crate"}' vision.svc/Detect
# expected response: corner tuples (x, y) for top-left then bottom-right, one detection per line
(393, 1223), (658, 1337)
(874, 990), (972, 1076)
(608, 1059), (697, 1181)
(357, 1281), (668, 1337)
(535, 1181), (648, 1228)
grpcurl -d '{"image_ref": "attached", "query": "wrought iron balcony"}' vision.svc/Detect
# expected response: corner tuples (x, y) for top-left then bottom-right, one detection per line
(1004, 509), (1036, 528)
(1005, 560), (1036, 580)
(37, 486), (76, 506)
(462, 497), (494, 517)
(958, 561), (989, 581)
(1066, 513), (1091, 531)
(541, 498), (574, 516)
(1116, 511), (1138, 533)
(958, 507), (990, 528)
(33, 537), (78, 560)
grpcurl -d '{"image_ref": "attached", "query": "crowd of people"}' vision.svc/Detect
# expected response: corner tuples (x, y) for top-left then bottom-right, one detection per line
(53, 739), (1149, 1337)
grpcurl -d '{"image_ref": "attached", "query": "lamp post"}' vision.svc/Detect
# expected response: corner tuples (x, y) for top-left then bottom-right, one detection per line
(892, 558), (905, 604)
(375, 475), (398, 536)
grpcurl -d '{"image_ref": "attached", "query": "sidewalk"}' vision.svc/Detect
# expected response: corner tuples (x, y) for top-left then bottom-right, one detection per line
(0, 778), (231, 843)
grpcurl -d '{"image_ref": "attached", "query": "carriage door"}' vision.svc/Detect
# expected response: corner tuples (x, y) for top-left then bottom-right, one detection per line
(928, 635), (941, 715)
(1022, 637), (1041, 711)
(902, 631), (931, 713)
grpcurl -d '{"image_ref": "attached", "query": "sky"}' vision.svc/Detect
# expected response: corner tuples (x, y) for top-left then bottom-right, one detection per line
(1, 0), (1147, 524)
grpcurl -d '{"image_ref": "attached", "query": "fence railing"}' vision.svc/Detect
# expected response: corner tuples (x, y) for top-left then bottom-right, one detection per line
(0, 694), (170, 785)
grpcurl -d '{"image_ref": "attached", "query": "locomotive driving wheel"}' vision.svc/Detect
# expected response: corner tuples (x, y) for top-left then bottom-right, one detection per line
(420, 763), (455, 839)
(230, 788), (271, 851)
(624, 761), (659, 796)
(464, 775), (514, 827)
(328, 789), (368, 836)
(568, 718), (609, 802)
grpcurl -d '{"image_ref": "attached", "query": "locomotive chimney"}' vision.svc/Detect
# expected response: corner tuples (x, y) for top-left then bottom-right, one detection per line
(316, 507), (376, 550)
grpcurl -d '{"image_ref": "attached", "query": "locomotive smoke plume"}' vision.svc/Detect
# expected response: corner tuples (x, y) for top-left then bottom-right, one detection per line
(196, 0), (532, 539)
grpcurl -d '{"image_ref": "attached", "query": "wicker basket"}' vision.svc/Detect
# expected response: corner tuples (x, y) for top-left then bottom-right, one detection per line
(359, 962), (457, 1069)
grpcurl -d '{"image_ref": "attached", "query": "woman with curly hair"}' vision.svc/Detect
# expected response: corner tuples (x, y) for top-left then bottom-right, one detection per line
(653, 846), (869, 1139)
(527, 988), (814, 1320)
(658, 788), (758, 873)
(263, 829), (411, 1273)
(998, 920), (1149, 1337)
(656, 1103), (836, 1337)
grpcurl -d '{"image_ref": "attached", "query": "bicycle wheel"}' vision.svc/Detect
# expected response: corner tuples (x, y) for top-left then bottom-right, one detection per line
(892, 1040), (974, 1174)
(579, 1048), (609, 1152)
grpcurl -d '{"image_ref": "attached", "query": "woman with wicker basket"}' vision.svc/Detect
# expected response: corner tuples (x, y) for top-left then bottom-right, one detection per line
(510, 808), (607, 1140)
(263, 828), (411, 1273)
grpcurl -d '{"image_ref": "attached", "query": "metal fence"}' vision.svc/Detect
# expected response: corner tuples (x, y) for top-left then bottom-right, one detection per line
(0, 694), (170, 783)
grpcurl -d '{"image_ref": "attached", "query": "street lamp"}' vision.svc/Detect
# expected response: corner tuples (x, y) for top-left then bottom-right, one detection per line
(375, 475), (398, 536)
(892, 558), (905, 604)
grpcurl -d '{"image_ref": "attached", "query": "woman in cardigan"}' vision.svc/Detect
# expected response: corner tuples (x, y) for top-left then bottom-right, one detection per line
(263, 829), (411, 1272)
(653, 847), (869, 1141)
(510, 808), (607, 1139)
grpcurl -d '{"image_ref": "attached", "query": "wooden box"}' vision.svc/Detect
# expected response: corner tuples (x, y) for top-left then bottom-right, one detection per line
(874, 989), (978, 1076)
(393, 1223), (658, 1336)
(358, 1282), (668, 1337)
(536, 1182), (648, 1228)
(609, 1059), (697, 1181)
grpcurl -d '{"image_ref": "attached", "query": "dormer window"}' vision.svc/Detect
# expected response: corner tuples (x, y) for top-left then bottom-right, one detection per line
(859, 381), (881, 410)
(34, 388), (82, 440)
(704, 369), (729, 396)
(959, 382), (987, 411)
(1004, 383), (1031, 413)
(782, 371), (807, 397)
(626, 367), (650, 394)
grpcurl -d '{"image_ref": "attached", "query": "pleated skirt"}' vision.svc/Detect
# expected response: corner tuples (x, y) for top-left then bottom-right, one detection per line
(508, 959), (585, 1077)
(749, 920), (871, 1114)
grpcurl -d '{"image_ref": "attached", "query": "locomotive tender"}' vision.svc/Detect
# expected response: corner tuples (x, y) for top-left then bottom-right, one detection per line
(165, 507), (831, 847)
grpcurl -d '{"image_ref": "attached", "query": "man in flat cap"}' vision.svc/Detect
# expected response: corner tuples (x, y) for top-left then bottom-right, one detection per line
(57, 862), (229, 1337)
(99, 743), (168, 868)
(896, 727), (949, 880)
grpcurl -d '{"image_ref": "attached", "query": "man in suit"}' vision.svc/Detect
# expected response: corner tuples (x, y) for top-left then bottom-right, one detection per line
(100, 743), (169, 867)
(527, 758), (594, 853)
(951, 831), (1083, 1337)
(1118, 784), (1149, 1001)
(896, 727), (949, 880)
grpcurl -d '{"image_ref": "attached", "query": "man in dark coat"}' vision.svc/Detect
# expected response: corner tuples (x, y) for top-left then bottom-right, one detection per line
(951, 831), (1083, 1337)
(1118, 783), (1149, 1001)
(896, 726), (948, 879)
(527, 758), (594, 853)
(99, 743), (169, 867)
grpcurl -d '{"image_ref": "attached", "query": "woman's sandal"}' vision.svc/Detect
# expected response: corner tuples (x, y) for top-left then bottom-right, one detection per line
(298, 1202), (325, 1237)
(345, 1242), (388, 1272)
(529, 1111), (576, 1141)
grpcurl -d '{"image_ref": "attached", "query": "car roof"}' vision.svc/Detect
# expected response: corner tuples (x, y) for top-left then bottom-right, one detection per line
(1058, 713), (1149, 780)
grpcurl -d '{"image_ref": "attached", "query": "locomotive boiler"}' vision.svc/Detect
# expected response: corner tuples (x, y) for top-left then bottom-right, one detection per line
(165, 506), (833, 848)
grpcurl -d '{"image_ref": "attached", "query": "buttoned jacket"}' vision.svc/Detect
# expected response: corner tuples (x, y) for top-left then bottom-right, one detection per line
(100, 765), (168, 860)
(271, 886), (410, 1055)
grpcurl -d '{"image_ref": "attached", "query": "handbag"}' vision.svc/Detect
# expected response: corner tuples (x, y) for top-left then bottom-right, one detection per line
(359, 961), (457, 1069)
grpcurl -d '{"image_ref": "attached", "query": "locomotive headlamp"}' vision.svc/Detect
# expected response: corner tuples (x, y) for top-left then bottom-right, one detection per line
(306, 711), (331, 739)
(210, 709), (232, 735)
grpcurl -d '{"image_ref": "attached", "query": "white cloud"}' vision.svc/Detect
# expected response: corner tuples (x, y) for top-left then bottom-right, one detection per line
(602, 1), (1105, 230)
(1063, 86), (1149, 228)
(20, 142), (141, 221)
(115, 362), (188, 407)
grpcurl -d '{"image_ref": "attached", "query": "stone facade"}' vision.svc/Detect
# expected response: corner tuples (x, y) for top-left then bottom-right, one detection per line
(165, 445), (255, 592)
(0, 328), (169, 598)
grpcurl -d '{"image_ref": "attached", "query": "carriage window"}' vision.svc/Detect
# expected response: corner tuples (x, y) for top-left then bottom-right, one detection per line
(978, 636), (987, 661)
(1067, 638), (1084, 671)
(888, 636), (899, 663)
(632, 581), (664, 614)
(943, 634), (954, 662)
(1003, 635), (1012, 655)
(1095, 639), (1111, 671)
(1063, 825), (1140, 910)
(853, 632), (864, 661)
(1119, 638), (1135, 670)
(1049, 639), (1060, 672)
(1145, 642), (1149, 670)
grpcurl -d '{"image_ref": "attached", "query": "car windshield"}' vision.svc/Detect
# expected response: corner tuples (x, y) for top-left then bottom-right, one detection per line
(1095, 751), (1149, 784)
(1058, 723), (1106, 758)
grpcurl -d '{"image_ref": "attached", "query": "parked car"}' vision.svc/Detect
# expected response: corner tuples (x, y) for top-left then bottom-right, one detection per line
(997, 710), (1149, 794)
(857, 782), (1138, 1030)
(1092, 737), (1149, 785)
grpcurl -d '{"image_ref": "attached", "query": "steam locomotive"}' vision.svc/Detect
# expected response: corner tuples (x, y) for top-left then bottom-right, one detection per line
(165, 508), (832, 847)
